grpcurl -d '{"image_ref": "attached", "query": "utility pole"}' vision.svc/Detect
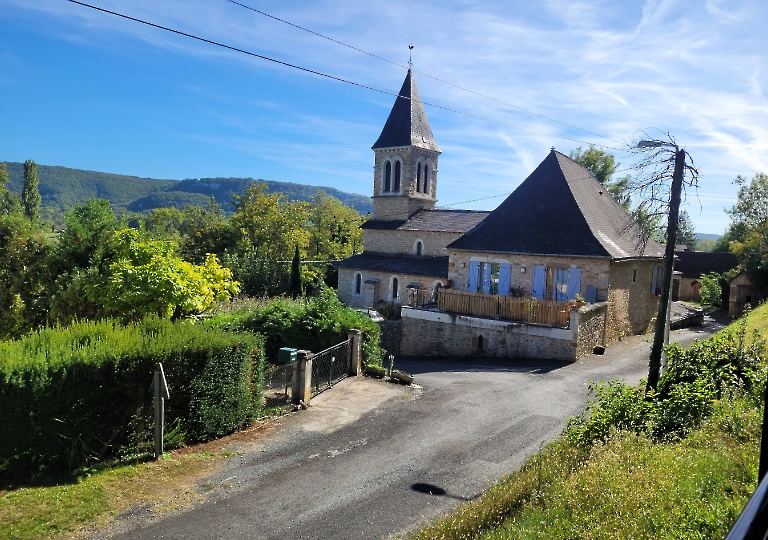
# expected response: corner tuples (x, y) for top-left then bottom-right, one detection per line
(645, 145), (686, 391)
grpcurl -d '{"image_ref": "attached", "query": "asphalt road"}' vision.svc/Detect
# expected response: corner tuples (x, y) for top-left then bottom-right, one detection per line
(103, 317), (723, 540)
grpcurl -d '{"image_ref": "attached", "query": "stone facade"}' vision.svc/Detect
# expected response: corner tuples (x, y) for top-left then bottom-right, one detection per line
(448, 250), (612, 301)
(675, 276), (701, 301)
(364, 229), (463, 257)
(337, 267), (448, 309)
(575, 303), (607, 359)
(372, 147), (439, 220)
(606, 259), (662, 340)
(729, 272), (763, 318)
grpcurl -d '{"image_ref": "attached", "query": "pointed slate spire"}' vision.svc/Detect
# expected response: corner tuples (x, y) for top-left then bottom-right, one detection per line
(372, 70), (440, 152)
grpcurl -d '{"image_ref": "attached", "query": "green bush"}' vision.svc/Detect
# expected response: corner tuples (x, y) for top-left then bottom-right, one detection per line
(0, 318), (264, 483)
(566, 318), (766, 446)
(209, 286), (382, 366)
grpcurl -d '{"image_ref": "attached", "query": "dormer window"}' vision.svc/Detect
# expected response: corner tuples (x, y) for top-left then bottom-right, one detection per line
(384, 161), (391, 192)
(394, 161), (401, 192)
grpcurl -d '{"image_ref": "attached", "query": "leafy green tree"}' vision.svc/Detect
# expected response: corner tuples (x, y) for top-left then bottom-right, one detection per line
(731, 221), (768, 294)
(89, 229), (239, 320)
(713, 221), (749, 252)
(728, 173), (768, 228)
(230, 182), (310, 260)
(145, 207), (184, 240)
(0, 163), (20, 214)
(180, 205), (238, 264)
(307, 192), (364, 260)
(570, 146), (631, 209)
(22, 160), (41, 221)
(675, 210), (697, 248)
(59, 199), (117, 271)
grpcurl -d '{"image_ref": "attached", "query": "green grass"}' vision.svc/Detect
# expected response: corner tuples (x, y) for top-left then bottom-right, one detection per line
(409, 398), (759, 540)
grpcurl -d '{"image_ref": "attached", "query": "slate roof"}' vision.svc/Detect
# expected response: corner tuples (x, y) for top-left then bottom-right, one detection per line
(371, 70), (440, 152)
(362, 209), (489, 233)
(674, 251), (739, 279)
(448, 150), (665, 259)
(334, 253), (448, 278)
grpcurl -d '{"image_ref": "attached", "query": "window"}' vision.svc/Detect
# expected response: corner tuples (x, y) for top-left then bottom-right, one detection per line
(415, 240), (423, 256)
(423, 164), (430, 194)
(632, 269), (637, 283)
(651, 266), (666, 295)
(475, 263), (500, 294)
(354, 273), (362, 295)
(394, 161), (401, 192)
(416, 163), (421, 192)
(384, 161), (391, 192)
(532, 266), (581, 301)
(549, 268), (569, 302)
(391, 277), (399, 300)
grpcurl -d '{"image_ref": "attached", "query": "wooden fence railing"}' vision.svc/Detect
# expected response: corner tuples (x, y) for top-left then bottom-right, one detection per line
(436, 289), (571, 328)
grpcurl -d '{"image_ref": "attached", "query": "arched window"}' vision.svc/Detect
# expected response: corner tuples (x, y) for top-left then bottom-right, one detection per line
(392, 277), (399, 300)
(415, 240), (423, 256)
(354, 272), (362, 295)
(423, 164), (430, 195)
(384, 161), (391, 192)
(394, 161), (401, 192)
(416, 162), (421, 193)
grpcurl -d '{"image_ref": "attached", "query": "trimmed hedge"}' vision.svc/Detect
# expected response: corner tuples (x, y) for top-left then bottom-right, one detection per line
(0, 317), (264, 482)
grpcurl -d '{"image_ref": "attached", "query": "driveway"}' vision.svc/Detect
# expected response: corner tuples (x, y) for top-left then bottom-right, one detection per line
(102, 315), (724, 539)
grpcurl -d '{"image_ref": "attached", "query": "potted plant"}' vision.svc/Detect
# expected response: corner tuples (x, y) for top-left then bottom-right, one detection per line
(573, 293), (586, 308)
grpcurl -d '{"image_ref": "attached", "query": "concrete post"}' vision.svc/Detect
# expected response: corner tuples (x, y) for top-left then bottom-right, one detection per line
(347, 329), (362, 376)
(292, 350), (313, 405)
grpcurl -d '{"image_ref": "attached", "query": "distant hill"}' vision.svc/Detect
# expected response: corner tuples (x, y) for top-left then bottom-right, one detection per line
(695, 232), (722, 241)
(3, 162), (372, 223)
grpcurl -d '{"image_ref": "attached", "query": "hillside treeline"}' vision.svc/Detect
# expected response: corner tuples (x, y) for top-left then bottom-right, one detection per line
(0, 161), (365, 340)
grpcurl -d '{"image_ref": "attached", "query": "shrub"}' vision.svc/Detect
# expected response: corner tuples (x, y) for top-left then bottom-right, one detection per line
(0, 318), (264, 483)
(209, 286), (382, 366)
(565, 317), (766, 446)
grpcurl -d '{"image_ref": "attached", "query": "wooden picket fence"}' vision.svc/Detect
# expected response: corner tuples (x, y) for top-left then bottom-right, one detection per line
(436, 289), (571, 328)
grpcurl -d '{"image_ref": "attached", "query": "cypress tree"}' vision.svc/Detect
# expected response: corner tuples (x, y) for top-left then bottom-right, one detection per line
(289, 243), (303, 298)
(22, 160), (41, 221)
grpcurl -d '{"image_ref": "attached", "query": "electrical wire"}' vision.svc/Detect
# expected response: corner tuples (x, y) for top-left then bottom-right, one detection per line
(224, 0), (623, 145)
(66, 0), (624, 151)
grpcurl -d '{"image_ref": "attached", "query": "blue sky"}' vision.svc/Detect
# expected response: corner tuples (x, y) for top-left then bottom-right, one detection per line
(1, 0), (766, 234)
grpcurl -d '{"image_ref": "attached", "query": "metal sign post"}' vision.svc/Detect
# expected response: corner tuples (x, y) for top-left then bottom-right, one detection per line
(152, 363), (170, 459)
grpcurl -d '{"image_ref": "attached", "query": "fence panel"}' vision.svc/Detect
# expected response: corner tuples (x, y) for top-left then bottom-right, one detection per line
(263, 362), (294, 408)
(437, 289), (570, 327)
(311, 339), (352, 397)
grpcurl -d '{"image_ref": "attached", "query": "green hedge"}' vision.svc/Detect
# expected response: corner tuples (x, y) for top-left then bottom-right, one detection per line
(209, 287), (382, 366)
(0, 317), (264, 482)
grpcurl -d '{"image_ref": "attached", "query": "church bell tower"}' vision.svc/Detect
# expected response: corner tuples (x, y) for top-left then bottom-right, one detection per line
(371, 70), (441, 221)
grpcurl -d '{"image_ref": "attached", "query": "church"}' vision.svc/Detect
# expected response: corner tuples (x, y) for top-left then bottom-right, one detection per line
(336, 70), (665, 359)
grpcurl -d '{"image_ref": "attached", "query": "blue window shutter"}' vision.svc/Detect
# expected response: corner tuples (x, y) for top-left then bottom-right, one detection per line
(468, 261), (479, 292)
(532, 266), (546, 299)
(585, 285), (597, 303)
(566, 269), (581, 300)
(499, 264), (511, 296)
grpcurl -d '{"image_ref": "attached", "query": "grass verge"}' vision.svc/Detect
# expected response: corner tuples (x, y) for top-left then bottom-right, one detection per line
(409, 397), (759, 540)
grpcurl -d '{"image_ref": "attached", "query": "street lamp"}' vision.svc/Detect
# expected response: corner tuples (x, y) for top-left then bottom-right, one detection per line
(636, 140), (686, 390)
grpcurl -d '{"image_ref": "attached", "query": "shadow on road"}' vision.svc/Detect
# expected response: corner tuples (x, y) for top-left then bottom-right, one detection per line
(395, 356), (571, 375)
(410, 483), (475, 502)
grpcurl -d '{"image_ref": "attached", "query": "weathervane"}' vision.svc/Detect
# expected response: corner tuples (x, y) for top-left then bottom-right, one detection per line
(408, 44), (414, 69)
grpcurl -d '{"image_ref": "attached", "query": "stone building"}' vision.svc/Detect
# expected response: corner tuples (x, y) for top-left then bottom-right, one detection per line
(729, 271), (763, 318)
(337, 70), (665, 360)
(336, 70), (489, 308)
(672, 251), (738, 301)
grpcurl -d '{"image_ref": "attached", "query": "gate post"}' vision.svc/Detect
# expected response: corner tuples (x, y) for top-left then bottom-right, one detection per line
(292, 350), (313, 405)
(347, 329), (362, 376)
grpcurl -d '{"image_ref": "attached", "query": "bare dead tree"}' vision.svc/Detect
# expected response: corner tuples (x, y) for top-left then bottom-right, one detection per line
(626, 130), (700, 392)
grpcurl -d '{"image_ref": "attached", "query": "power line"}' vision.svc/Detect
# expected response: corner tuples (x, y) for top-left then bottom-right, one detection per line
(66, 1), (624, 151)
(225, 0), (623, 145)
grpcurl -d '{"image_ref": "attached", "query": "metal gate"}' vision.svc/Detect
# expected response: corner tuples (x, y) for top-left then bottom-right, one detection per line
(311, 339), (351, 396)
(263, 362), (294, 408)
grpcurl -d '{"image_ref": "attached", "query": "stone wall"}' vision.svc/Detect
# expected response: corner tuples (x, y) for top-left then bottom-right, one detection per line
(364, 229), (463, 257)
(400, 308), (577, 361)
(606, 259), (661, 341)
(676, 277), (700, 301)
(448, 250), (612, 301)
(378, 319), (402, 357)
(575, 303), (607, 359)
(337, 267), (448, 309)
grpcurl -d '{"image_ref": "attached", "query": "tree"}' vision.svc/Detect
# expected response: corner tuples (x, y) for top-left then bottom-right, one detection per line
(727, 173), (768, 228)
(58, 199), (117, 271)
(230, 182), (310, 260)
(289, 243), (303, 298)
(0, 163), (20, 214)
(87, 229), (239, 320)
(675, 210), (697, 248)
(22, 160), (41, 221)
(307, 192), (365, 260)
(570, 146), (631, 209)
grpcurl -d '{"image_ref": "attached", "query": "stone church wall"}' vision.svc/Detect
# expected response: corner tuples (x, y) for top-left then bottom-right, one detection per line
(364, 229), (463, 257)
